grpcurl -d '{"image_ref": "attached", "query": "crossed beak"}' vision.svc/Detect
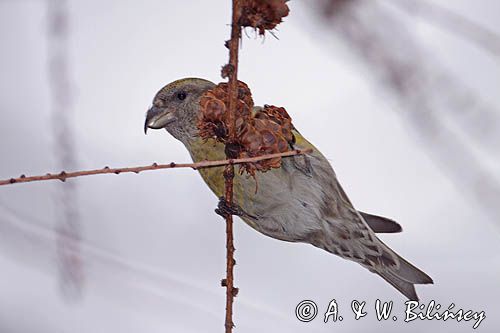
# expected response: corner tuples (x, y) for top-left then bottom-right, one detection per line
(144, 106), (176, 134)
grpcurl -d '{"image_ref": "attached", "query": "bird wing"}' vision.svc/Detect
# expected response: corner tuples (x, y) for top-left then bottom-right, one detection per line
(290, 128), (431, 300)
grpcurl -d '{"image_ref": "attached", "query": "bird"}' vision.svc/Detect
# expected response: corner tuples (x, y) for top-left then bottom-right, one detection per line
(144, 77), (433, 300)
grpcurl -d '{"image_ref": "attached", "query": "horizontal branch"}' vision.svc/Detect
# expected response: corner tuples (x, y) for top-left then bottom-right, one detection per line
(0, 148), (312, 187)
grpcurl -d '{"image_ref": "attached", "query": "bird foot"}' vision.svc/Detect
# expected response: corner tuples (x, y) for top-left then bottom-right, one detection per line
(215, 196), (244, 219)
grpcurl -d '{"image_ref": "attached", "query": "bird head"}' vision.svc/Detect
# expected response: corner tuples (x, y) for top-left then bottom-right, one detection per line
(144, 78), (215, 143)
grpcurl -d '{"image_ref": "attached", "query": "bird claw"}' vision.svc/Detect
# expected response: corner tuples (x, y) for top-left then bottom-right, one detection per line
(215, 196), (243, 219)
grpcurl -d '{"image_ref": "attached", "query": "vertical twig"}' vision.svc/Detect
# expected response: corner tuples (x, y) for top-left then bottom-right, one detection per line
(224, 0), (241, 331)
(223, 165), (236, 333)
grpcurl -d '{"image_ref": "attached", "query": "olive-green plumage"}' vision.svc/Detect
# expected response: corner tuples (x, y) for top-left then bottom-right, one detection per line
(145, 78), (433, 300)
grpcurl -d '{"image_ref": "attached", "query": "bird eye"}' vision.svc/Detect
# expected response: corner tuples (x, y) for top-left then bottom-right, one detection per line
(177, 92), (187, 101)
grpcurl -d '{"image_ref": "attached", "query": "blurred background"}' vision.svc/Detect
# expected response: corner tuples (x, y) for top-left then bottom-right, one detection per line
(0, 0), (499, 332)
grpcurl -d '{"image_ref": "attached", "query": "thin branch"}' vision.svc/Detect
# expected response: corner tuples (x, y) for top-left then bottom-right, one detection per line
(0, 149), (312, 187)
(223, 1), (241, 332)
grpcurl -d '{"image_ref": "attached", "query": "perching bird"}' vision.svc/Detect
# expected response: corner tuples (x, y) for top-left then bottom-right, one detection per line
(144, 77), (433, 300)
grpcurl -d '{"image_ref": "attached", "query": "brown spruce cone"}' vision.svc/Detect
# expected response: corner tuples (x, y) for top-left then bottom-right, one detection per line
(198, 81), (294, 176)
(239, 0), (290, 35)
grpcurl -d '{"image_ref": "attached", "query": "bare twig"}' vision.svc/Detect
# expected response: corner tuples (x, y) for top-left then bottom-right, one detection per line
(0, 149), (312, 187)
(223, 1), (241, 331)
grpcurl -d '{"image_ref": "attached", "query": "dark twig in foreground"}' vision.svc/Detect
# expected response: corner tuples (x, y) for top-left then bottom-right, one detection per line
(0, 149), (311, 187)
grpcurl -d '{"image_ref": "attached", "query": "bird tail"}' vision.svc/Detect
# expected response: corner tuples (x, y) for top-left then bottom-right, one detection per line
(376, 253), (433, 301)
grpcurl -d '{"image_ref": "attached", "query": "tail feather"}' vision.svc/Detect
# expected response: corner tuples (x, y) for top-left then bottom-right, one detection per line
(394, 254), (433, 284)
(378, 270), (420, 301)
(359, 212), (403, 233)
(376, 251), (433, 301)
